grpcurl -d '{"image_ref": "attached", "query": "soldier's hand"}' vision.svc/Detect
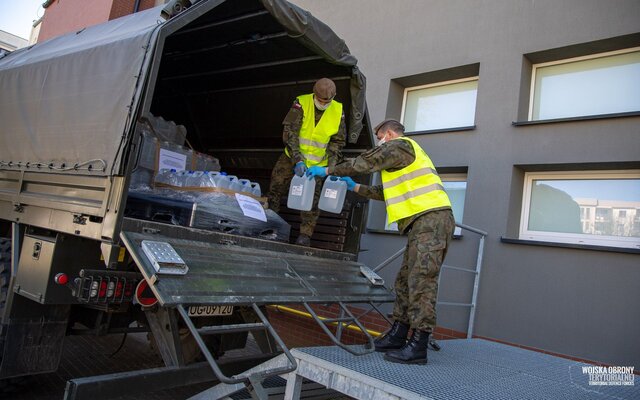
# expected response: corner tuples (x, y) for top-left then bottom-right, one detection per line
(339, 176), (357, 191)
(306, 166), (328, 179)
(293, 161), (307, 177)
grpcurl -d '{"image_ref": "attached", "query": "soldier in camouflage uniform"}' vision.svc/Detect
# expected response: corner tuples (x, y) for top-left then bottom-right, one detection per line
(267, 78), (346, 246)
(306, 119), (454, 364)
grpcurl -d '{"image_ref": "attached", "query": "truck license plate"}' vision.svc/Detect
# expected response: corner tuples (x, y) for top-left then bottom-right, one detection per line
(188, 305), (234, 317)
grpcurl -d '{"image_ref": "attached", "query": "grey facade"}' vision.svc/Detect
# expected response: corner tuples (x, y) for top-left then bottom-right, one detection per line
(290, 0), (640, 367)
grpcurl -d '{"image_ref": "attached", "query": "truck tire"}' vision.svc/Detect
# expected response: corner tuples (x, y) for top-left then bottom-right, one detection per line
(0, 237), (27, 393)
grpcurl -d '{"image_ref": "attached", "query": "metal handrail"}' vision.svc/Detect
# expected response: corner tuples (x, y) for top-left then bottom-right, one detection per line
(370, 222), (487, 339)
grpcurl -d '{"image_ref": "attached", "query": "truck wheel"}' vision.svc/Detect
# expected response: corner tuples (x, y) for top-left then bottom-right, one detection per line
(0, 237), (27, 393)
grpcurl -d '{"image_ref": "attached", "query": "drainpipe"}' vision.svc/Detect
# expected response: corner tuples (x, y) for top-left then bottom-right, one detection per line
(133, 0), (141, 13)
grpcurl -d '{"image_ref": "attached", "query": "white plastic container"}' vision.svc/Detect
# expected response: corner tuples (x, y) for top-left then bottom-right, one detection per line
(318, 176), (347, 214)
(226, 175), (243, 192)
(239, 178), (253, 193)
(200, 171), (219, 188)
(215, 172), (230, 189)
(287, 175), (315, 211)
(250, 182), (262, 197)
(173, 170), (190, 187)
(154, 168), (175, 186)
(184, 171), (204, 187)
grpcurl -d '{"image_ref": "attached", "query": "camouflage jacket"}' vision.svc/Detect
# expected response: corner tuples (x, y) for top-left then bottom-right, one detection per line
(283, 98), (346, 169)
(329, 138), (450, 233)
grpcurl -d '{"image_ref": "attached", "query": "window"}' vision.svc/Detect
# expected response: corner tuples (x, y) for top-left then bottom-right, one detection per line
(401, 78), (478, 132)
(381, 173), (467, 235)
(520, 171), (640, 249)
(529, 48), (640, 120)
(443, 174), (466, 236)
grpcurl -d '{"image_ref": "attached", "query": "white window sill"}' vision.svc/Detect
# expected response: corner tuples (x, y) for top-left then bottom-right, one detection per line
(512, 111), (640, 126)
(500, 236), (640, 254)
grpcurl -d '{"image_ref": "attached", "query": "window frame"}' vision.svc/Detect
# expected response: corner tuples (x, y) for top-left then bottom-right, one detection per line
(400, 77), (479, 132)
(527, 47), (640, 121)
(519, 170), (640, 249)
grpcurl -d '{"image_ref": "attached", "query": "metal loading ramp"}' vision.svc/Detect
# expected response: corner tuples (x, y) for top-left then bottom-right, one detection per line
(256, 339), (637, 400)
(117, 230), (396, 399)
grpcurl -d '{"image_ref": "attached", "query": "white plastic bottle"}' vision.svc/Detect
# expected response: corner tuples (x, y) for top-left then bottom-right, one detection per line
(185, 171), (204, 187)
(318, 176), (347, 214)
(227, 175), (243, 192)
(200, 171), (218, 188)
(287, 175), (315, 211)
(250, 182), (262, 197)
(239, 178), (253, 193)
(216, 172), (230, 189)
(174, 170), (189, 187)
(154, 168), (173, 186)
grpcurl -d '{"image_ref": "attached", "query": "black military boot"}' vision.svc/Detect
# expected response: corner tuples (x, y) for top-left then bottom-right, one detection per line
(295, 234), (311, 246)
(374, 321), (409, 352)
(384, 329), (430, 364)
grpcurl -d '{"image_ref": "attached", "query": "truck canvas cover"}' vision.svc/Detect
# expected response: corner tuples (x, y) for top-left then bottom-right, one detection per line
(0, 0), (367, 177)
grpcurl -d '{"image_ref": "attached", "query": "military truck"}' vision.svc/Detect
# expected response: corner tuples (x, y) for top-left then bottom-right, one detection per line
(0, 0), (394, 397)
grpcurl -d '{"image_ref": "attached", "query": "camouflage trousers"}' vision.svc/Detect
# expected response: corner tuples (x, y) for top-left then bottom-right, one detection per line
(267, 152), (323, 237)
(392, 209), (455, 332)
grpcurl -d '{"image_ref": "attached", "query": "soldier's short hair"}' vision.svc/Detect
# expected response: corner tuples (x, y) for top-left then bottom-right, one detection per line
(374, 119), (405, 136)
(313, 78), (336, 101)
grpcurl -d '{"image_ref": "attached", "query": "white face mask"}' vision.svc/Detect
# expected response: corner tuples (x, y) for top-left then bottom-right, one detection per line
(376, 133), (388, 147)
(314, 97), (331, 111)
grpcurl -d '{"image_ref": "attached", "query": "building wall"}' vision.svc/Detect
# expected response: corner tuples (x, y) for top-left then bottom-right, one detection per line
(290, 0), (640, 367)
(0, 30), (28, 52)
(38, 0), (114, 43)
(109, 0), (162, 20)
(38, 0), (162, 43)
(29, 18), (43, 45)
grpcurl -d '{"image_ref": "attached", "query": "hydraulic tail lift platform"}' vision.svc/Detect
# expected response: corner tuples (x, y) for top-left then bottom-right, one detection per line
(64, 228), (395, 400)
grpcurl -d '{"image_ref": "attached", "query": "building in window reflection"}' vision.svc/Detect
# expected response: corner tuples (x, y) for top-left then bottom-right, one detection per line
(576, 198), (640, 237)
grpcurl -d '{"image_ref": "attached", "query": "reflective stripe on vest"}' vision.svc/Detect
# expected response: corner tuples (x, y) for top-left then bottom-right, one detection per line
(285, 93), (342, 167)
(382, 137), (451, 223)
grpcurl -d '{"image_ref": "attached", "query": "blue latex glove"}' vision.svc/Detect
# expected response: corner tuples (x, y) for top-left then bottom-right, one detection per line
(306, 166), (328, 179)
(293, 161), (307, 177)
(339, 176), (357, 191)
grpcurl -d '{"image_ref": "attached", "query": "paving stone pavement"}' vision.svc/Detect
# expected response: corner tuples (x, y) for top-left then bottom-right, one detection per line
(6, 332), (250, 400)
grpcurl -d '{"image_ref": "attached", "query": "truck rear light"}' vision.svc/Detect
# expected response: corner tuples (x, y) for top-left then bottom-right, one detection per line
(54, 273), (69, 285)
(90, 281), (99, 298)
(76, 270), (140, 304)
(114, 281), (123, 298)
(98, 281), (108, 299)
(124, 283), (133, 298)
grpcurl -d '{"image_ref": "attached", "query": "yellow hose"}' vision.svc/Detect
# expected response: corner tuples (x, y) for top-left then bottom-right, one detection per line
(268, 305), (382, 337)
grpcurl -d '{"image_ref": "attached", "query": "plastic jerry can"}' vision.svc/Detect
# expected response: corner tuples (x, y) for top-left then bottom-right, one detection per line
(239, 178), (253, 193)
(184, 171), (204, 187)
(174, 170), (190, 187)
(287, 174), (315, 211)
(318, 176), (347, 214)
(226, 175), (243, 192)
(215, 172), (230, 189)
(200, 171), (218, 188)
(250, 182), (261, 197)
(154, 168), (174, 186)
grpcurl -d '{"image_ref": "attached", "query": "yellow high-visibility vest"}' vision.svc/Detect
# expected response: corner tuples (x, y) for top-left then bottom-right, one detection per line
(382, 137), (451, 223)
(285, 93), (342, 167)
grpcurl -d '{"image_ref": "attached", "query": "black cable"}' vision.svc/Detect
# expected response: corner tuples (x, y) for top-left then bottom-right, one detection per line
(109, 333), (128, 358)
